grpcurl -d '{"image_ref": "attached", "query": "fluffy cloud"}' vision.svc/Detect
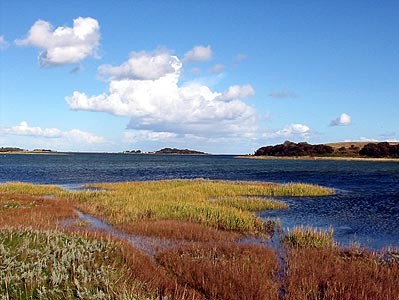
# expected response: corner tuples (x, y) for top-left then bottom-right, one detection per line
(124, 130), (177, 143)
(330, 113), (352, 126)
(268, 90), (298, 99)
(15, 17), (100, 67)
(276, 123), (310, 136)
(98, 50), (178, 80)
(0, 36), (9, 50)
(217, 84), (255, 102)
(208, 64), (224, 74)
(183, 45), (212, 63)
(265, 123), (311, 140)
(1, 121), (104, 144)
(66, 50), (258, 139)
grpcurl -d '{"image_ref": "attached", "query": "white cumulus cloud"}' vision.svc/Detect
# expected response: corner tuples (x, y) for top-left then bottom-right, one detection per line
(15, 17), (100, 67)
(1, 121), (104, 144)
(183, 45), (212, 63)
(276, 123), (310, 136)
(217, 84), (255, 102)
(98, 50), (178, 80)
(330, 113), (352, 126)
(66, 49), (258, 139)
(264, 123), (311, 140)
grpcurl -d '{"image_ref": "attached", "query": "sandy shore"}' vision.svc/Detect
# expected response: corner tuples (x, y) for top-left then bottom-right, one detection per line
(236, 155), (399, 162)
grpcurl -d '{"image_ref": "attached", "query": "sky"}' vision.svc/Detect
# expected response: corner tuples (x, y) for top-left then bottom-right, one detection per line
(0, 0), (398, 154)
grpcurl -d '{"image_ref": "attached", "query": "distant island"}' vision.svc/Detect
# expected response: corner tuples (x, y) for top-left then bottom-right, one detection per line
(155, 148), (207, 155)
(0, 147), (26, 153)
(0, 147), (56, 154)
(122, 148), (207, 155)
(252, 141), (399, 159)
(123, 150), (142, 154)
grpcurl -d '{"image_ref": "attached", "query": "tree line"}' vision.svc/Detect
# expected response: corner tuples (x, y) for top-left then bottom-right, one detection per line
(254, 141), (399, 158)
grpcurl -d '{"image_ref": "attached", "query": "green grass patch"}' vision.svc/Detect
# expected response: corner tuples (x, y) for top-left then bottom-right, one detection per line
(283, 225), (335, 248)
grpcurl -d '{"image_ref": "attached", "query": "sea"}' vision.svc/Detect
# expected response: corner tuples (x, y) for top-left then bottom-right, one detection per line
(1, 153), (398, 249)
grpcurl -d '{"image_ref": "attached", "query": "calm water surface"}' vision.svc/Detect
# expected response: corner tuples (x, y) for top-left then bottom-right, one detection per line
(1, 153), (398, 249)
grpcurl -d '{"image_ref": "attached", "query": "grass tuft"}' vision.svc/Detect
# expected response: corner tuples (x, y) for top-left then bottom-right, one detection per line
(283, 225), (335, 248)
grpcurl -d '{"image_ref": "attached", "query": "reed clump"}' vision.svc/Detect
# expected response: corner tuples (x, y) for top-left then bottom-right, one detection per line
(156, 243), (280, 300)
(283, 226), (335, 248)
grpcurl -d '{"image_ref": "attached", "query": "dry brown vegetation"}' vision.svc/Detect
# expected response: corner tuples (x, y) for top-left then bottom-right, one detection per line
(0, 192), (75, 229)
(157, 243), (280, 300)
(286, 247), (399, 300)
(118, 219), (241, 242)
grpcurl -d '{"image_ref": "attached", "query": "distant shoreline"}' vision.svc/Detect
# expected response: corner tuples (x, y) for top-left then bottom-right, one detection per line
(236, 155), (399, 162)
(1, 151), (69, 155)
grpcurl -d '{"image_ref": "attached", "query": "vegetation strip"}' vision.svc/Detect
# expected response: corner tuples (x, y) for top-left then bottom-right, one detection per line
(0, 179), (333, 235)
(252, 140), (399, 159)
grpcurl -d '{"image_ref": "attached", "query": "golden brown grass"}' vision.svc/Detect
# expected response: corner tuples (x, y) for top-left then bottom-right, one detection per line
(0, 192), (75, 229)
(75, 180), (332, 234)
(286, 247), (399, 300)
(156, 243), (280, 300)
(118, 220), (241, 242)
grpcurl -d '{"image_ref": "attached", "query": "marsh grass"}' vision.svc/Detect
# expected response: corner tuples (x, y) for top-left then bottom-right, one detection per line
(283, 226), (335, 248)
(0, 180), (333, 235)
(0, 193), (75, 229)
(0, 228), (157, 299)
(215, 196), (288, 211)
(75, 180), (332, 234)
(119, 220), (241, 242)
(0, 182), (63, 196)
(1, 181), (398, 299)
(156, 243), (279, 300)
(286, 247), (399, 300)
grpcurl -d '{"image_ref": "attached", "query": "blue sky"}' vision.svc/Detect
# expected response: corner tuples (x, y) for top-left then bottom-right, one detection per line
(1, 1), (398, 153)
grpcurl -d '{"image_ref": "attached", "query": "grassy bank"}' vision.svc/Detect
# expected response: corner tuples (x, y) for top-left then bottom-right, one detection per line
(0, 179), (333, 235)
